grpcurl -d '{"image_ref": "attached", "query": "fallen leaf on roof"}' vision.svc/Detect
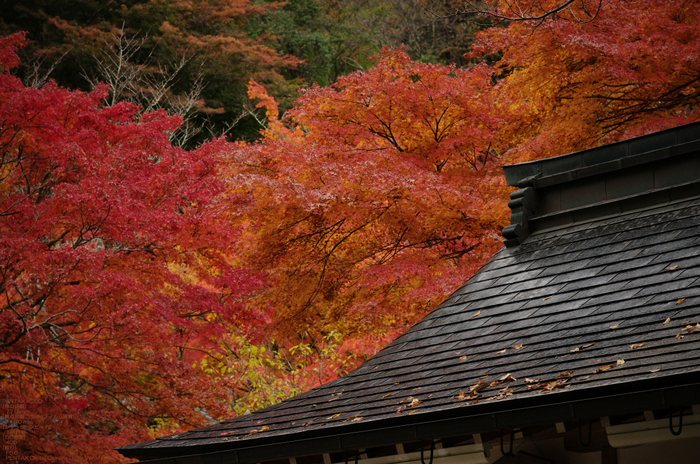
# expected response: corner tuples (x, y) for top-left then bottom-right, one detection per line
(676, 332), (685, 339)
(524, 378), (540, 384)
(480, 375), (489, 379)
(222, 437), (228, 441)
(397, 406), (406, 413)
(541, 379), (568, 393)
(408, 398), (422, 408)
(617, 359), (625, 366)
(542, 295), (554, 300)
(490, 373), (516, 387)
(303, 421), (314, 426)
(413, 387), (422, 391)
(678, 298), (686, 304)
(558, 371), (574, 377)
(681, 320), (691, 325)
(399, 396), (414, 404)
(459, 355), (468, 361)
(382, 392), (393, 399)
(328, 414), (341, 420)
(609, 324), (620, 329)
(473, 310), (481, 317)
(409, 410), (418, 414)
(630, 343), (646, 349)
(582, 343), (595, 349)
(663, 317), (671, 325)
(349, 416), (363, 422)
(594, 363), (616, 373)
(497, 349), (507, 354)
(686, 324), (700, 334)
(469, 381), (489, 394)
(650, 368), (661, 373)
(577, 375), (591, 381)
(667, 265), (679, 270)
(514, 343), (524, 350)
(259, 426), (269, 432)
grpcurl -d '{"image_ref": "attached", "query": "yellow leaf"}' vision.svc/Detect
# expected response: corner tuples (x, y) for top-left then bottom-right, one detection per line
(667, 265), (679, 270)
(630, 343), (646, 349)
(542, 295), (553, 300)
(382, 392), (393, 399)
(650, 368), (661, 373)
(609, 324), (620, 329)
(678, 298), (686, 304)
(459, 355), (467, 360)
(328, 414), (341, 419)
(472, 310), (482, 318)
(616, 359), (625, 366)
(497, 349), (507, 354)
(513, 343), (524, 350)
(409, 410), (418, 414)
(259, 426), (270, 432)
(663, 317), (671, 325)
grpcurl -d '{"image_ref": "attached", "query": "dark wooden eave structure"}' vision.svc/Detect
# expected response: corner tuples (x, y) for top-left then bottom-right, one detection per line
(119, 122), (700, 464)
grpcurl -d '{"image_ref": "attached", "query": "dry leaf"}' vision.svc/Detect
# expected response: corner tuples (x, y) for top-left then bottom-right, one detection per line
(630, 343), (646, 349)
(398, 396), (414, 404)
(676, 332), (685, 339)
(259, 426), (269, 432)
(350, 416), (363, 422)
(678, 298), (686, 304)
(578, 375), (591, 381)
(582, 343), (596, 349)
(413, 387), (422, 391)
(382, 392), (394, 399)
(558, 370), (574, 377)
(490, 373), (516, 387)
(497, 349), (507, 354)
(609, 324), (620, 329)
(472, 310), (481, 318)
(396, 406), (405, 413)
(663, 317), (671, 325)
(469, 381), (488, 394)
(524, 378), (541, 384)
(570, 347), (580, 353)
(302, 421), (314, 427)
(459, 355), (468, 361)
(541, 379), (568, 393)
(513, 343), (524, 350)
(667, 265), (679, 270)
(616, 359), (625, 366)
(687, 324), (700, 334)
(408, 398), (422, 408)
(542, 295), (554, 300)
(328, 414), (341, 420)
(409, 410), (418, 415)
(594, 363), (616, 373)
(650, 368), (661, 373)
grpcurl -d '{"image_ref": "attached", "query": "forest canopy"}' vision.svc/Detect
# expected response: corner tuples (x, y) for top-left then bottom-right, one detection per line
(1, 0), (699, 462)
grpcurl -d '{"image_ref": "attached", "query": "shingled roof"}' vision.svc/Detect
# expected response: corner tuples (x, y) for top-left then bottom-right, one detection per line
(119, 122), (700, 463)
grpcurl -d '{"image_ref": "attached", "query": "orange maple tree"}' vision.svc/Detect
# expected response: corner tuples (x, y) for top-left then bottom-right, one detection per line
(230, 49), (510, 370)
(473, 0), (700, 163)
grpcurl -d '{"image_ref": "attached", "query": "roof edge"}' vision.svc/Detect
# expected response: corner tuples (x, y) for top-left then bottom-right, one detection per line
(503, 122), (700, 187)
(119, 370), (700, 463)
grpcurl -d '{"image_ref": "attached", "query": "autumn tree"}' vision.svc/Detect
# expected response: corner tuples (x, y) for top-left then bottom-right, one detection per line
(0, 33), (263, 463)
(471, 0), (700, 162)
(227, 49), (510, 378)
(0, 0), (301, 143)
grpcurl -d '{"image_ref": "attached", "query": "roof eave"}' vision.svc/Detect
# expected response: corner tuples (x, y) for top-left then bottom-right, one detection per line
(119, 370), (700, 463)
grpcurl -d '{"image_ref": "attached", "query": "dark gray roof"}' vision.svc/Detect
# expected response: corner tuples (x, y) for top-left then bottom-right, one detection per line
(120, 122), (700, 463)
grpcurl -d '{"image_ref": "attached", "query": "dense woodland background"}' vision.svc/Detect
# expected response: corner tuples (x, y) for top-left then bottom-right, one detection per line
(1, 1), (698, 462)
